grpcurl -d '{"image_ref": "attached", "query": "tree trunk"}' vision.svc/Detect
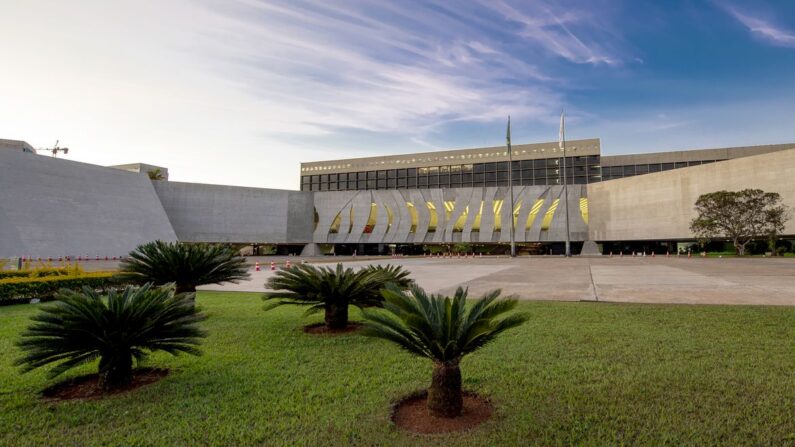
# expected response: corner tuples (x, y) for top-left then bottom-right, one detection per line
(98, 353), (133, 391)
(735, 240), (747, 256)
(427, 360), (463, 418)
(324, 302), (349, 330)
(176, 284), (197, 304)
(176, 284), (197, 295)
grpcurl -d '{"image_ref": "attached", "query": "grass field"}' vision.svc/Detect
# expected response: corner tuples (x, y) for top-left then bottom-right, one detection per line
(1, 292), (794, 446)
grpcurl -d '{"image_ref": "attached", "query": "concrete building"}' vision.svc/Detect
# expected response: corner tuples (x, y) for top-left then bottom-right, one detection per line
(1, 137), (794, 257)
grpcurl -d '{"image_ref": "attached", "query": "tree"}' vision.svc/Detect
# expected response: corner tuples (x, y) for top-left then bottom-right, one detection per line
(119, 241), (250, 294)
(362, 284), (527, 418)
(263, 263), (411, 330)
(16, 283), (206, 391)
(690, 189), (790, 256)
(147, 169), (165, 181)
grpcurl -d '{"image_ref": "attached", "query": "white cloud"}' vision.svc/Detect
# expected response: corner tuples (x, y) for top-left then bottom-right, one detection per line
(724, 6), (795, 47)
(0, 0), (622, 189)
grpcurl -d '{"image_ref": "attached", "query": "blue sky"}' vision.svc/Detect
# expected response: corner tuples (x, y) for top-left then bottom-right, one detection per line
(1, 0), (794, 189)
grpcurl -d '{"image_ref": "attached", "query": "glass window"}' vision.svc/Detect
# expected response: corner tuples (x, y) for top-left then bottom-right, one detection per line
(546, 158), (559, 167)
(635, 165), (649, 174)
(688, 161), (702, 166)
(328, 182), (338, 191)
(407, 177), (417, 188)
(439, 165), (450, 173)
(623, 165), (636, 176)
(358, 172), (367, 181)
(495, 161), (508, 171)
(387, 178), (396, 188)
(450, 165), (461, 173)
(320, 174), (328, 182)
(418, 167), (429, 175)
(522, 169), (532, 179)
(320, 183), (328, 191)
(358, 180), (366, 189)
(338, 173), (347, 182)
(348, 180), (357, 189)
(368, 171), (377, 180)
(674, 162), (687, 169)
(397, 178), (406, 188)
(428, 166), (439, 174)
(438, 174), (450, 185)
(302, 176), (310, 184)
(485, 172), (496, 181)
(367, 180), (376, 189)
(587, 155), (599, 165)
(407, 168), (417, 176)
(496, 171), (509, 181)
(450, 173), (461, 183)
(462, 173), (473, 183)
(473, 163), (485, 173)
(461, 164), (473, 172)
(473, 173), (485, 183)
(377, 179), (386, 188)
(520, 159), (534, 169)
(511, 161), (520, 170)
(387, 169), (397, 178)
(661, 163), (674, 170)
(397, 169), (406, 178)
(648, 164), (661, 172)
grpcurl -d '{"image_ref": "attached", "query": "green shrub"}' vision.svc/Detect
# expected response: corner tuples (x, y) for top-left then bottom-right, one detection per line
(0, 263), (83, 280)
(16, 283), (207, 390)
(0, 272), (125, 304)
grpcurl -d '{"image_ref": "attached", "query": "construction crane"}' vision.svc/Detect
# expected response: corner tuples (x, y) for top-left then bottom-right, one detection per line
(38, 140), (69, 157)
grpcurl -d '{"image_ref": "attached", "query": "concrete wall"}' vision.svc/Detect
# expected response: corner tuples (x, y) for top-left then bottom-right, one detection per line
(312, 185), (589, 244)
(588, 148), (795, 241)
(0, 150), (177, 257)
(153, 181), (314, 243)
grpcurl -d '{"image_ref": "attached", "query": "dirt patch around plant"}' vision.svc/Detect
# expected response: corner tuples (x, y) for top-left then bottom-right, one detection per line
(303, 322), (363, 335)
(41, 368), (168, 401)
(391, 390), (493, 434)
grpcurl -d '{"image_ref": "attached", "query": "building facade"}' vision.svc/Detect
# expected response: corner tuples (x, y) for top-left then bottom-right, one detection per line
(1, 137), (794, 257)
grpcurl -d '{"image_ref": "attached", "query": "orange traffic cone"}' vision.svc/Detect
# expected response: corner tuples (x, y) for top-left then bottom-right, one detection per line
(285, 260), (292, 269)
(255, 262), (260, 272)
(270, 261), (276, 271)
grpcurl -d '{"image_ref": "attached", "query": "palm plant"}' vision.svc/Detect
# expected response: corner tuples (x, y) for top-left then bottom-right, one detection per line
(119, 241), (250, 294)
(362, 264), (413, 289)
(362, 284), (527, 418)
(16, 283), (207, 390)
(263, 263), (411, 330)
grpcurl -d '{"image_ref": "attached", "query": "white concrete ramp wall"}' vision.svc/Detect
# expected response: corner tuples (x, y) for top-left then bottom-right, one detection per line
(0, 150), (177, 258)
(153, 182), (314, 243)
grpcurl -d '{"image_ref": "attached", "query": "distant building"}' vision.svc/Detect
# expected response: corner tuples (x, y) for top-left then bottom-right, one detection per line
(1, 137), (794, 257)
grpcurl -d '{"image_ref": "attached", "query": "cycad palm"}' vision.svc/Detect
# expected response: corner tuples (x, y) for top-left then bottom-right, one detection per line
(16, 283), (207, 390)
(120, 241), (250, 294)
(362, 284), (527, 417)
(264, 263), (410, 330)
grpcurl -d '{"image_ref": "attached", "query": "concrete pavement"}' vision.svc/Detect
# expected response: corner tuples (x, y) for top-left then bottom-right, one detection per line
(198, 255), (795, 306)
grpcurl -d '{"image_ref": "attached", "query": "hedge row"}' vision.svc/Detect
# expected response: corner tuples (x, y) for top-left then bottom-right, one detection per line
(0, 267), (73, 280)
(0, 273), (130, 304)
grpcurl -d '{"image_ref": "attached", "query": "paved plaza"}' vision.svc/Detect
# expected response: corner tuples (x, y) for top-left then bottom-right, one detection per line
(198, 255), (795, 306)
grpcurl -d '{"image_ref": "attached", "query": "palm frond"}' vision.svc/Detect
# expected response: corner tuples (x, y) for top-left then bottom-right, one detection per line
(362, 284), (527, 362)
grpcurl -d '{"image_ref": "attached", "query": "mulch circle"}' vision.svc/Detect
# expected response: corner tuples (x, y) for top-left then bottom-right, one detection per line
(391, 390), (493, 434)
(41, 368), (169, 401)
(303, 322), (363, 335)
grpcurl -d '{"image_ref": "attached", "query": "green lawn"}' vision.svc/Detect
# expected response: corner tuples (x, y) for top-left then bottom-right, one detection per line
(1, 292), (794, 446)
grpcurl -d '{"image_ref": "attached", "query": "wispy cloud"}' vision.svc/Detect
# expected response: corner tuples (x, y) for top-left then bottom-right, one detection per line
(723, 5), (795, 47)
(474, 0), (619, 65)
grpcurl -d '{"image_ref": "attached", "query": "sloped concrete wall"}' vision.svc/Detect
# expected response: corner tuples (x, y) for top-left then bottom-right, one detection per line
(587, 148), (795, 241)
(0, 150), (177, 257)
(153, 182), (313, 243)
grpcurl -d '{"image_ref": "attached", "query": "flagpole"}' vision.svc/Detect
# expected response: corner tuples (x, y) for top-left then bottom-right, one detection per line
(560, 111), (571, 258)
(507, 116), (516, 258)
